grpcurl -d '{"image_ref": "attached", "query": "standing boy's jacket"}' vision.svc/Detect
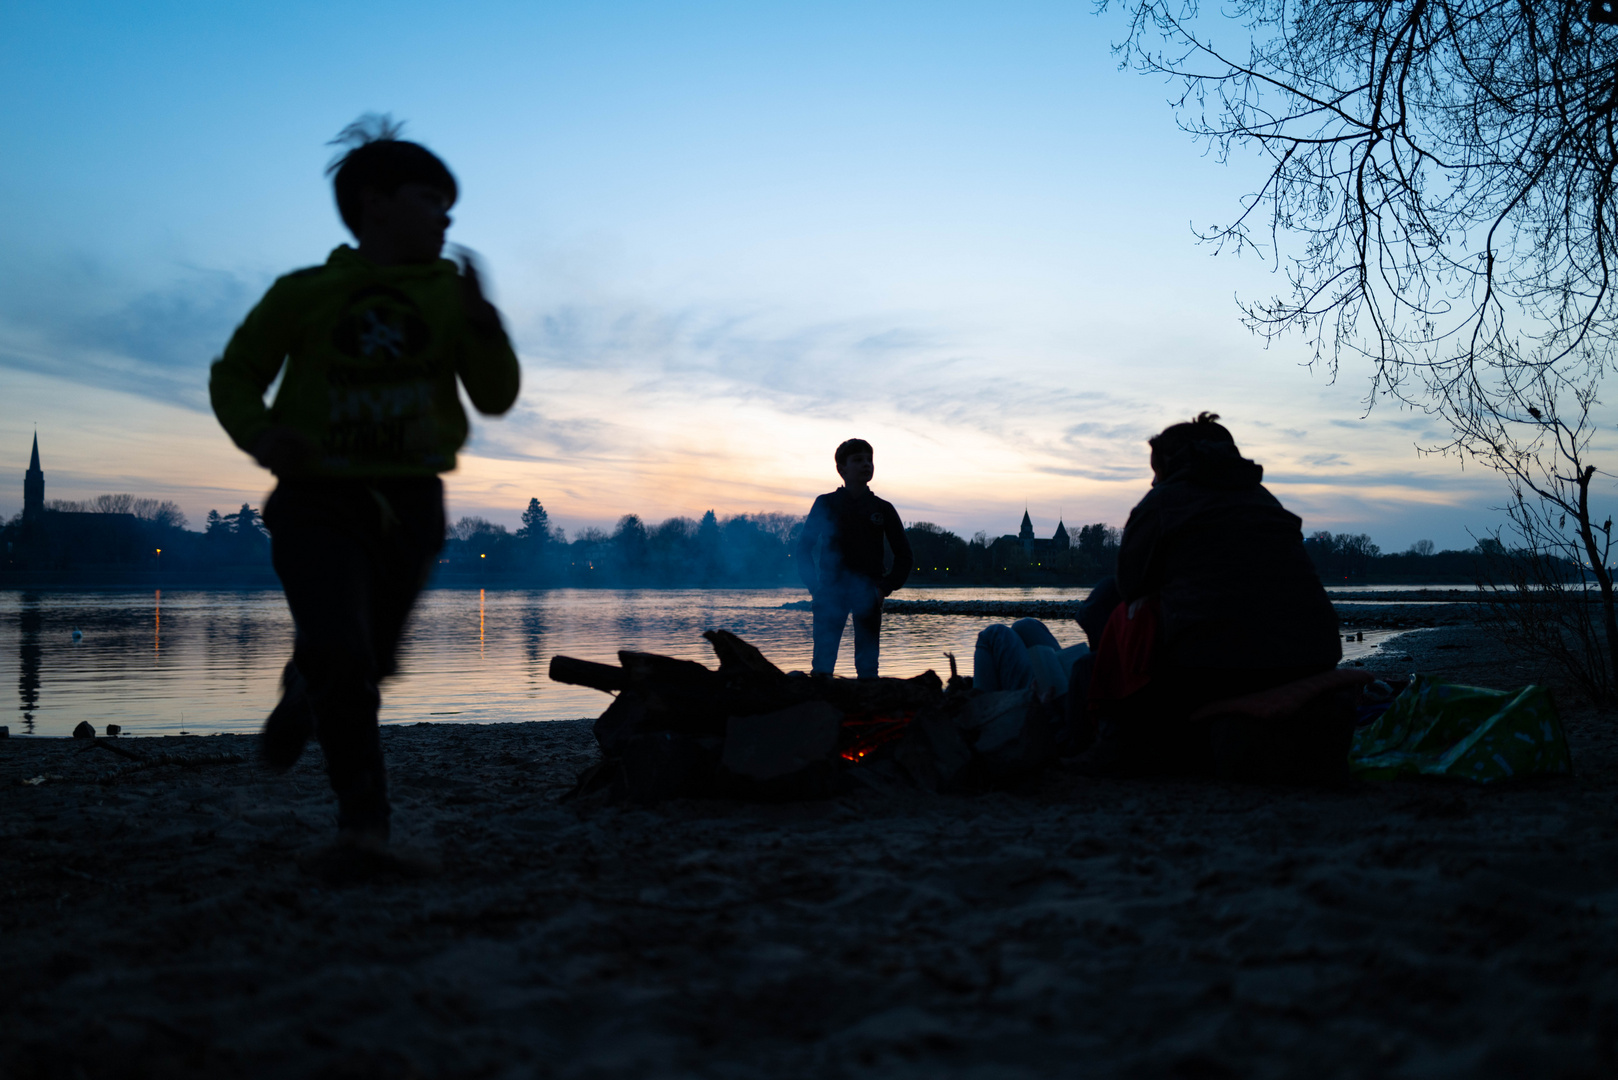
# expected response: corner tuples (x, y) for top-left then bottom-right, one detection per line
(209, 246), (521, 477)
(1115, 440), (1339, 674)
(797, 488), (913, 595)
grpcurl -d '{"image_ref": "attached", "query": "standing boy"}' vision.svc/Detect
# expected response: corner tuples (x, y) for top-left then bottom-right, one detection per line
(796, 439), (912, 677)
(209, 117), (520, 846)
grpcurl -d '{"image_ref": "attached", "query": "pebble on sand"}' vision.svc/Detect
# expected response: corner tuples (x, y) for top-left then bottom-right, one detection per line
(72, 721), (95, 739)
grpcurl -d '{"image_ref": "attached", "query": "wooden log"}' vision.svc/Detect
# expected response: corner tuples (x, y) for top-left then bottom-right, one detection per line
(618, 651), (720, 687)
(92, 739), (146, 762)
(703, 629), (784, 677)
(549, 655), (631, 692)
(810, 670), (944, 714)
(560, 634), (946, 742)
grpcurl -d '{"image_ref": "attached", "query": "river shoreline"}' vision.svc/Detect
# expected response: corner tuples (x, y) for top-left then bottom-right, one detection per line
(875, 595), (1489, 632)
(0, 576), (1503, 593)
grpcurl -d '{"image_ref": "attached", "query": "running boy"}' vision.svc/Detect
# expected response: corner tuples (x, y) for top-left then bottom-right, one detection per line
(796, 439), (912, 677)
(209, 117), (520, 845)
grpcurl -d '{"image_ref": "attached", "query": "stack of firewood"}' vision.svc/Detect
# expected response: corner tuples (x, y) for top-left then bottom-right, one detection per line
(551, 630), (1068, 802)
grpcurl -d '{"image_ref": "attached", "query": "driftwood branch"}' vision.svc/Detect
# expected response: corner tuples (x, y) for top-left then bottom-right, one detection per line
(91, 739), (146, 762)
(548, 656), (630, 692)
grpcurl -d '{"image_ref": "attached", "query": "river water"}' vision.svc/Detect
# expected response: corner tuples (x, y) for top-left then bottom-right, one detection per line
(1, 586), (1400, 738)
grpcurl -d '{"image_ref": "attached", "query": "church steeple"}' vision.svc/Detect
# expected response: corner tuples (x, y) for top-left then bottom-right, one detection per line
(23, 431), (44, 522)
(1052, 519), (1069, 548)
(1018, 509), (1034, 542)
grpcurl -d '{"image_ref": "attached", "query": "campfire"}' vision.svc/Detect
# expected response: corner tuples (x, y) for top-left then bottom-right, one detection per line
(550, 630), (1068, 802)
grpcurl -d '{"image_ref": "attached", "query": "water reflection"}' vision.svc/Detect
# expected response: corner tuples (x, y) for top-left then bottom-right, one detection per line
(17, 594), (41, 734)
(0, 587), (1105, 737)
(522, 594), (546, 692)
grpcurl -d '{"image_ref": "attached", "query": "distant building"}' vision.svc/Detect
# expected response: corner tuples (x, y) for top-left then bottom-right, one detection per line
(991, 510), (1070, 566)
(23, 432), (43, 523)
(10, 435), (143, 569)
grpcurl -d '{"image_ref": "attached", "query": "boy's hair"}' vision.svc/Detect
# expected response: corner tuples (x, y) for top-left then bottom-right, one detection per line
(326, 114), (458, 236)
(835, 438), (874, 470)
(1148, 411), (1238, 473)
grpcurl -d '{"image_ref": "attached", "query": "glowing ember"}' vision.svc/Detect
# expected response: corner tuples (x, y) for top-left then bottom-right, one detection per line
(838, 712), (913, 763)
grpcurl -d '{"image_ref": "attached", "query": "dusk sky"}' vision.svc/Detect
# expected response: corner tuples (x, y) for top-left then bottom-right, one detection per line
(0, 0), (1520, 551)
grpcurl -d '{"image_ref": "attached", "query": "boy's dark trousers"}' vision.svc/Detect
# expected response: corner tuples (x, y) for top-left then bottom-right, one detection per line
(263, 477), (445, 834)
(811, 577), (883, 678)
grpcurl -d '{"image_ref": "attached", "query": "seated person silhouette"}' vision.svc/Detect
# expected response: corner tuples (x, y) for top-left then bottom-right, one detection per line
(1080, 413), (1342, 776)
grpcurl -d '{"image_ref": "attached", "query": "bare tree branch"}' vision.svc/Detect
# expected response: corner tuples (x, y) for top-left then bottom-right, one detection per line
(1106, 0), (1618, 697)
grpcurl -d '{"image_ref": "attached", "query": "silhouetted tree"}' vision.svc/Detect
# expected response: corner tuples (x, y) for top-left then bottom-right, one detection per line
(696, 510), (723, 583)
(719, 515), (778, 583)
(906, 522), (972, 580)
(203, 509), (232, 561)
(448, 516), (505, 543)
(514, 498), (557, 580)
(648, 517), (697, 581)
(1074, 523), (1121, 577)
(1111, 0), (1618, 689)
(1305, 531), (1382, 582)
(516, 498), (552, 545)
(45, 493), (186, 530)
(214, 503), (269, 564)
(569, 527), (610, 579)
(613, 514), (648, 580)
(442, 516), (510, 571)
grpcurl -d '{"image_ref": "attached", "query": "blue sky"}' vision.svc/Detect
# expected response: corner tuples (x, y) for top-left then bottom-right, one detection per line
(0, 0), (1519, 550)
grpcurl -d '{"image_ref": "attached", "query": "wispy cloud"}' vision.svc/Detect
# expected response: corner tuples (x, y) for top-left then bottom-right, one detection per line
(1, 259), (1520, 548)
(0, 264), (264, 412)
(517, 299), (1167, 473)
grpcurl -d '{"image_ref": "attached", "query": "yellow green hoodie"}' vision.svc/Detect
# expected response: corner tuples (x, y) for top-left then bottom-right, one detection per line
(209, 245), (521, 478)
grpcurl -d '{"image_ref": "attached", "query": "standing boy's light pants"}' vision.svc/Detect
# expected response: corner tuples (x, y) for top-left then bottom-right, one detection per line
(811, 579), (884, 678)
(263, 477), (443, 835)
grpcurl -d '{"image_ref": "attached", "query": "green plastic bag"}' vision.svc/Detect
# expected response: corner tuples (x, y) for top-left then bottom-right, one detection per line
(1349, 675), (1572, 782)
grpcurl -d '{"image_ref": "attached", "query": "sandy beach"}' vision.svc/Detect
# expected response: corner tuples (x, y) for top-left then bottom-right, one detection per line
(5, 618), (1618, 1079)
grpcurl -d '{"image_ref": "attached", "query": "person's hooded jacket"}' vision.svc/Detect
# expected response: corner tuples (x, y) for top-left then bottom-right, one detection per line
(1115, 437), (1340, 674)
(210, 245), (520, 478)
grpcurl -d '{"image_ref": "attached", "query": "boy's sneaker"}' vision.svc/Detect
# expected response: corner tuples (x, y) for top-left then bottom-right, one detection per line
(261, 661), (314, 772)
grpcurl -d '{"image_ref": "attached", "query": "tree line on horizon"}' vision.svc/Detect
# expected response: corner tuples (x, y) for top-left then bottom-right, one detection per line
(433, 500), (1522, 588)
(1, 492), (1565, 587)
(431, 499), (1129, 586)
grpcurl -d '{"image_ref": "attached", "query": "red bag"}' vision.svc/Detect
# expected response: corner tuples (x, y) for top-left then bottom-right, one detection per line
(1087, 596), (1161, 706)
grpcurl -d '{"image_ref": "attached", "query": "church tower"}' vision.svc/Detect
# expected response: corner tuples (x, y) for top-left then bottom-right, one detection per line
(1019, 509), (1035, 555)
(1052, 519), (1069, 549)
(23, 432), (43, 522)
